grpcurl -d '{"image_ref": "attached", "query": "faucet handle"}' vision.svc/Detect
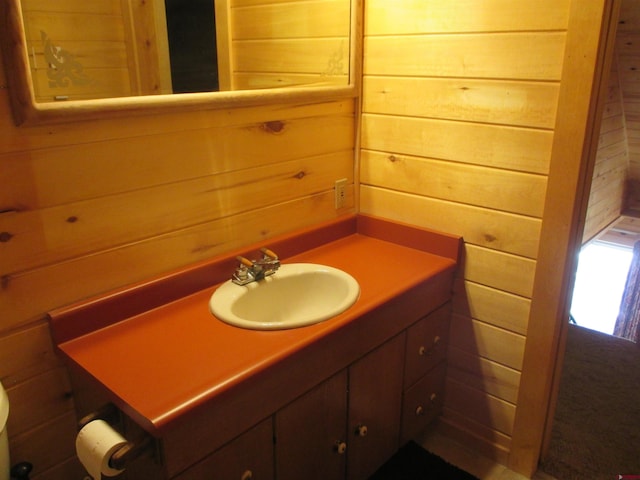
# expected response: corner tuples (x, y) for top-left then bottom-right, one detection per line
(260, 247), (278, 260)
(237, 255), (254, 267)
(232, 256), (253, 284)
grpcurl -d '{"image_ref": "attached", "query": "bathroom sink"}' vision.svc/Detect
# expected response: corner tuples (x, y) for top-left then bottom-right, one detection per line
(209, 263), (360, 330)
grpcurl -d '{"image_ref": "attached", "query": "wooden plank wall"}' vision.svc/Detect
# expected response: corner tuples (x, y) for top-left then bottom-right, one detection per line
(582, 54), (629, 243)
(228, 0), (350, 90)
(618, 0), (640, 181)
(20, 0), (167, 101)
(20, 0), (134, 101)
(360, 0), (568, 462)
(0, 49), (356, 480)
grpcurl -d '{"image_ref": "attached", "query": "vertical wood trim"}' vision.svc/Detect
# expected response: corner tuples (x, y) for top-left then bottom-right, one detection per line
(152, 0), (172, 94)
(507, 0), (621, 475)
(353, 0), (364, 212)
(215, 0), (233, 91)
(0, 0), (37, 124)
(121, 0), (141, 94)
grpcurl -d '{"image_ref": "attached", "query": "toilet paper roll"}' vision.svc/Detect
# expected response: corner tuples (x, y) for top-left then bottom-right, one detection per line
(76, 419), (128, 479)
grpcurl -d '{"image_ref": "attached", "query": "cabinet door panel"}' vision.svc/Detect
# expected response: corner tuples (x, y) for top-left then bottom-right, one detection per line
(275, 370), (348, 480)
(175, 418), (274, 480)
(401, 362), (446, 444)
(347, 333), (405, 480)
(404, 304), (450, 389)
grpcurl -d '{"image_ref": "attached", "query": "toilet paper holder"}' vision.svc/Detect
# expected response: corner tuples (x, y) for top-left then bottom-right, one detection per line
(79, 403), (154, 470)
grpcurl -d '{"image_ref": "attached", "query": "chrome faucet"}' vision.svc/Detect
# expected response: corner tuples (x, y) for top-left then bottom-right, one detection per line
(232, 247), (281, 285)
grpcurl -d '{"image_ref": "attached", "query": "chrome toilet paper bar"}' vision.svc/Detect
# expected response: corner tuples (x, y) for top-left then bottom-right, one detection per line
(78, 403), (120, 429)
(109, 435), (154, 471)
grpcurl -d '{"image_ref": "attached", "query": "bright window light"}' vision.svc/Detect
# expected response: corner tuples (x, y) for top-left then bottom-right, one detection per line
(569, 241), (633, 335)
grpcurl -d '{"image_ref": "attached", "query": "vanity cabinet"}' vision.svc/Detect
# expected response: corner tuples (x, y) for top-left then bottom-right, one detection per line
(275, 333), (405, 480)
(50, 215), (461, 480)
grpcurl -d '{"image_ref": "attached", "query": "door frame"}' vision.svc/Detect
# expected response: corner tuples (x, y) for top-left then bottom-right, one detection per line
(507, 0), (622, 475)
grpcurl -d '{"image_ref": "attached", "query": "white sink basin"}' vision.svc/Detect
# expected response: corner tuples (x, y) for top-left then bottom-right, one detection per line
(209, 263), (360, 330)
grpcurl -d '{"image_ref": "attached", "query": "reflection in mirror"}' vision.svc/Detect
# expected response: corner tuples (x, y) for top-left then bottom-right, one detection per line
(18, 0), (351, 103)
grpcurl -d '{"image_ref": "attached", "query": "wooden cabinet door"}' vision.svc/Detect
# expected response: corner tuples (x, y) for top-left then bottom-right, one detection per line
(174, 418), (274, 480)
(404, 304), (450, 389)
(401, 362), (446, 444)
(275, 371), (348, 480)
(346, 333), (405, 480)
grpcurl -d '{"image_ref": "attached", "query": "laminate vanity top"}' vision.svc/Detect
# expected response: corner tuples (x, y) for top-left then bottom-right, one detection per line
(49, 215), (461, 436)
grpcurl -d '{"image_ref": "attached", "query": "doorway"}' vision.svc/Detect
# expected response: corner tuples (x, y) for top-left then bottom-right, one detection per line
(570, 237), (633, 335)
(164, 0), (220, 93)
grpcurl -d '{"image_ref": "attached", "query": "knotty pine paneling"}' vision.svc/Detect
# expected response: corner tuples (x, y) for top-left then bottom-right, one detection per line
(364, 0), (569, 34)
(449, 314), (526, 372)
(440, 406), (512, 463)
(229, 0), (350, 89)
(444, 377), (516, 438)
(360, 186), (541, 259)
(447, 347), (521, 404)
(10, 411), (81, 477)
(21, 0), (169, 99)
(361, 0), (567, 459)
(613, 0), (640, 206)
(2, 150), (353, 273)
(0, 323), (60, 386)
(361, 114), (553, 175)
(360, 150), (547, 217)
(453, 279), (530, 336)
(364, 33), (566, 81)
(0, 31), (356, 476)
(363, 77), (559, 130)
(583, 54), (629, 241)
(2, 191), (354, 331)
(20, 0), (133, 101)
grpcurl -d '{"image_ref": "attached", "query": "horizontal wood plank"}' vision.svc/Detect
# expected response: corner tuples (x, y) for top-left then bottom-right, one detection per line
(449, 313), (526, 371)
(359, 186), (541, 259)
(364, 33), (566, 81)
(453, 279), (530, 336)
(462, 244), (536, 298)
(439, 407), (512, 460)
(10, 411), (79, 476)
(447, 347), (521, 404)
(233, 38), (349, 74)
(5, 368), (75, 437)
(232, 0), (350, 39)
(444, 377), (516, 436)
(360, 150), (547, 217)
(21, 0), (121, 15)
(22, 11), (125, 42)
(364, 0), (569, 35)
(363, 77), (559, 129)
(361, 113), (553, 175)
(0, 321), (61, 382)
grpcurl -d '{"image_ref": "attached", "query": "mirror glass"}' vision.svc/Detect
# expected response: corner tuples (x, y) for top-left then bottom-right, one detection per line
(18, 0), (352, 103)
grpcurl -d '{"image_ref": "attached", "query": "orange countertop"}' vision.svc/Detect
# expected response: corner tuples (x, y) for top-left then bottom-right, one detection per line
(50, 215), (460, 438)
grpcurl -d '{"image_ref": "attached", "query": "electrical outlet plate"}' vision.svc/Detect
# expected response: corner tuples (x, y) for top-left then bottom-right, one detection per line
(335, 178), (347, 209)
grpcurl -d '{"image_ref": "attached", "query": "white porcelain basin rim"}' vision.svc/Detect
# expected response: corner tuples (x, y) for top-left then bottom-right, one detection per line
(209, 263), (360, 330)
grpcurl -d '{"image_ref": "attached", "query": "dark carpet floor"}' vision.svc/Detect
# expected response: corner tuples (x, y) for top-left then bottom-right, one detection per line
(370, 441), (480, 480)
(539, 324), (640, 479)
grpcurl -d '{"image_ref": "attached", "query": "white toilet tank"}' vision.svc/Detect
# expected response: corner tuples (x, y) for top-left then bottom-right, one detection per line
(0, 381), (9, 480)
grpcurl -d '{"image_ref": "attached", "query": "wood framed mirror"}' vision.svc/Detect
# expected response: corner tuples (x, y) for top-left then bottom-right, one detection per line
(0, 0), (359, 125)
